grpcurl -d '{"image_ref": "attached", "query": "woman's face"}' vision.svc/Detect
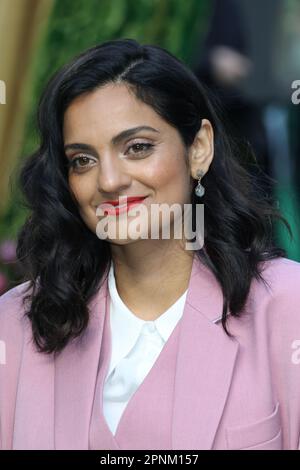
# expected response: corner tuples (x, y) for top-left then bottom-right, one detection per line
(63, 83), (197, 244)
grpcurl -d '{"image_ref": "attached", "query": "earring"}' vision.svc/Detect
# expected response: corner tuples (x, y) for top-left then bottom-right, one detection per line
(194, 170), (205, 197)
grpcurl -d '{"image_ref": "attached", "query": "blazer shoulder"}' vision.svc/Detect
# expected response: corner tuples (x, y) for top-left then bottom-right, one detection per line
(259, 256), (300, 293)
(0, 282), (33, 377)
(253, 256), (300, 330)
(0, 280), (32, 327)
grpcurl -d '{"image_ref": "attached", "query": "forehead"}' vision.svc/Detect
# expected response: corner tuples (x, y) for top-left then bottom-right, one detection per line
(63, 83), (168, 143)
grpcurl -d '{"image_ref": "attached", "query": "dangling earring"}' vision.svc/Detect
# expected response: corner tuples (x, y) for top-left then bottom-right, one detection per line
(194, 169), (205, 197)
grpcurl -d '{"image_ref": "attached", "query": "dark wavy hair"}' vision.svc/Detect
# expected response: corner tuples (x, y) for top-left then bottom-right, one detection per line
(16, 38), (291, 355)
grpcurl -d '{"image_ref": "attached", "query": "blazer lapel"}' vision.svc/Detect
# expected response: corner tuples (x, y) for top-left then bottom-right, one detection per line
(172, 255), (239, 449)
(54, 274), (109, 450)
(54, 254), (239, 450)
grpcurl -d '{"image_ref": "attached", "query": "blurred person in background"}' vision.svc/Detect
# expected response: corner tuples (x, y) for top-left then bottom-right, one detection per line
(193, 0), (300, 203)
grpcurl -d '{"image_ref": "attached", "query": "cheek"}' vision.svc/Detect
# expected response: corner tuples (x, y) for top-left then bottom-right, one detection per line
(147, 151), (185, 186)
(150, 152), (189, 197)
(68, 175), (94, 207)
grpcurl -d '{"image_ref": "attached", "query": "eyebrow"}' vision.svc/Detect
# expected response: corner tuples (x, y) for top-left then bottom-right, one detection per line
(64, 125), (159, 153)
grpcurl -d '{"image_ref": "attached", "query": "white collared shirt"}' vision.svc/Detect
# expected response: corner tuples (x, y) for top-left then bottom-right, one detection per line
(102, 261), (188, 435)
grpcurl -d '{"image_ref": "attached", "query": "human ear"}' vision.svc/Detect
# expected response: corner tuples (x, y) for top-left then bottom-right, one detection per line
(188, 118), (214, 180)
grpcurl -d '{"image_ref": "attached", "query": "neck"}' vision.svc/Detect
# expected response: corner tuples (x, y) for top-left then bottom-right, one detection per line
(110, 238), (194, 321)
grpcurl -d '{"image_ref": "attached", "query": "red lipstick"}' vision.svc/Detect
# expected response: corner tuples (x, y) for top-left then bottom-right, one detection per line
(97, 196), (147, 216)
(101, 196), (146, 206)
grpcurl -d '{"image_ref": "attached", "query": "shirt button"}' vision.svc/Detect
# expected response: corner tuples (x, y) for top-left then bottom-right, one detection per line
(142, 321), (156, 334)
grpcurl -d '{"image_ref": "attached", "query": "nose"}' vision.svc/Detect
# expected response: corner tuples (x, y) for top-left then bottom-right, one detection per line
(96, 154), (131, 197)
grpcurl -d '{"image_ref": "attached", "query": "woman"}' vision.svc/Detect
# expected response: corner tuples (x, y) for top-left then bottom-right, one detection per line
(0, 38), (300, 450)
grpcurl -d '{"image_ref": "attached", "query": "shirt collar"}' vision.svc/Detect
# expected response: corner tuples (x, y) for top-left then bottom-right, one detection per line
(107, 261), (187, 376)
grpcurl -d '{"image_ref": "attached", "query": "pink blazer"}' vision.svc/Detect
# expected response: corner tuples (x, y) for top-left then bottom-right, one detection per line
(1, 254), (300, 450)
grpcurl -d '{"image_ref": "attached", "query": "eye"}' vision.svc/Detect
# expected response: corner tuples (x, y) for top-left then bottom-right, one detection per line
(125, 142), (154, 156)
(68, 154), (97, 171)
